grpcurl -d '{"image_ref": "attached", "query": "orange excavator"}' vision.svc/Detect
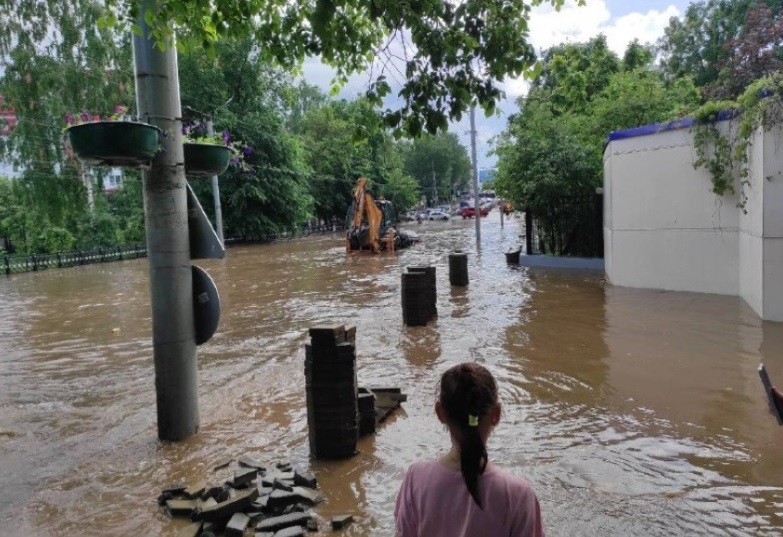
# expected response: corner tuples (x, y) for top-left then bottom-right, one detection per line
(345, 177), (418, 253)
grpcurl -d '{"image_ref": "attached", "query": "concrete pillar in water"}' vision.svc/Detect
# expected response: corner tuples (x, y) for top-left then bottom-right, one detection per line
(133, 1), (199, 441)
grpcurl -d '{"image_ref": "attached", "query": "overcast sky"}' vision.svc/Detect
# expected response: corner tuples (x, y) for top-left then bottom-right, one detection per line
(300, 0), (692, 169)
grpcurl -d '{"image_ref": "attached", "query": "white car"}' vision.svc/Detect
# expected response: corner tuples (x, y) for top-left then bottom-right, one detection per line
(428, 210), (450, 221)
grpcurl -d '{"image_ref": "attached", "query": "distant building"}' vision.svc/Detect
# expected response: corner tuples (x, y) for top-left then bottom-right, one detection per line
(0, 94), (18, 178)
(102, 168), (123, 193)
(478, 167), (496, 184)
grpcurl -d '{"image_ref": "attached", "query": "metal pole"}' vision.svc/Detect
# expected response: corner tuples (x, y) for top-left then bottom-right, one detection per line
(469, 106), (481, 245)
(133, 0), (199, 441)
(206, 119), (225, 244)
(431, 165), (436, 206)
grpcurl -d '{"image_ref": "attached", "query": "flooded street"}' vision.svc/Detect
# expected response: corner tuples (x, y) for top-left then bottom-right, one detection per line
(1, 212), (782, 536)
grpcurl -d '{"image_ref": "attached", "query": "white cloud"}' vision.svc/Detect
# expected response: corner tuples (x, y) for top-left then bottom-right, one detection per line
(528, 0), (613, 52)
(602, 5), (680, 55)
(502, 1), (681, 97)
(530, 0), (679, 54)
(301, 56), (372, 98)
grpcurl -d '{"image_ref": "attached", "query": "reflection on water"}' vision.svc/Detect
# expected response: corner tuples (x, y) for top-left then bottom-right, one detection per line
(0, 213), (781, 536)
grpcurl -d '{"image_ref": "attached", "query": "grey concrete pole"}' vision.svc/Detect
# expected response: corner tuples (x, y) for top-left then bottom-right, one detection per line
(206, 119), (225, 244)
(133, 1), (199, 441)
(470, 106), (481, 245)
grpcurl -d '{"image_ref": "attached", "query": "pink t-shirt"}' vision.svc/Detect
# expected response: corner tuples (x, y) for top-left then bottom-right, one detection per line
(394, 460), (545, 537)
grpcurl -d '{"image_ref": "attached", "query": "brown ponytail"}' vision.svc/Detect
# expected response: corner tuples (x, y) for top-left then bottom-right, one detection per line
(439, 363), (498, 508)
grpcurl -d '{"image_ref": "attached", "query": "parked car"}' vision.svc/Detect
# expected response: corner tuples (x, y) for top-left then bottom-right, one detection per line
(428, 209), (450, 221)
(460, 206), (489, 219)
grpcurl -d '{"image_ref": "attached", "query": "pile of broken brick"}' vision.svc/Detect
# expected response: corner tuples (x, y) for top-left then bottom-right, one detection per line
(159, 457), (353, 536)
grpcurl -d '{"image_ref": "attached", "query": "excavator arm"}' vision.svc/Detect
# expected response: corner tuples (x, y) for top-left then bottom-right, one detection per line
(347, 177), (393, 253)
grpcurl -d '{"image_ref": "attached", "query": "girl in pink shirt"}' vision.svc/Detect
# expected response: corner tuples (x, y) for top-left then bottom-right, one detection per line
(395, 363), (545, 537)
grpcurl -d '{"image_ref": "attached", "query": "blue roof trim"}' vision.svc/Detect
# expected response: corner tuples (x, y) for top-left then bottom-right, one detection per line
(607, 108), (742, 142)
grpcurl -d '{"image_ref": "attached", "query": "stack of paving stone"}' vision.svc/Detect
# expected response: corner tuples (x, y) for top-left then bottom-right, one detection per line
(357, 388), (376, 436)
(448, 250), (469, 286)
(158, 457), (355, 536)
(305, 325), (359, 459)
(407, 266), (437, 318)
(401, 266), (437, 326)
(369, 388), (408, 423)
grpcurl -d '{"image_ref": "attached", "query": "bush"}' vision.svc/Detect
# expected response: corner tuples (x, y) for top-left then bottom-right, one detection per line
(30, 227), (76, 253)
(76, 212), (122, 249)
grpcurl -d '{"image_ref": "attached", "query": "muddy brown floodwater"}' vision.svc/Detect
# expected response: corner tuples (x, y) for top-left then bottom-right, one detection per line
(1, 212), (782, 536)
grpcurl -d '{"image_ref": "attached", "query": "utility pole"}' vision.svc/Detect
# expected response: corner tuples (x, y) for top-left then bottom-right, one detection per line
(206, 119), (225, 244)
(431, 165), (437, 206)
(469, 106), (481, 245)
(133, 0), (199, 441)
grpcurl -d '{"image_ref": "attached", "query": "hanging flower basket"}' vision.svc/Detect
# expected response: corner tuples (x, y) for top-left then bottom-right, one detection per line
(66, 121), (161, 167)
(183, 142), (232, 177)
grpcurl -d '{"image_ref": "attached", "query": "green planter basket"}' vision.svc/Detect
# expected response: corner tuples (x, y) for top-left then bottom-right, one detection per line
(184, 142), (232, 177)
(66, 121), (160, 167)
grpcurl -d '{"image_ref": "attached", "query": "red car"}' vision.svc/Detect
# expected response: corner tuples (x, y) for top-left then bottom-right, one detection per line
(460, 206), (489, 219)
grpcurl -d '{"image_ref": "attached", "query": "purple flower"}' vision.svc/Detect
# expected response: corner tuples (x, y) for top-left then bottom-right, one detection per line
(222, 130), (231, 145)
(243, 146), (253, 157)
(80, 110), (91, 122)
(65, 113), (75, 125)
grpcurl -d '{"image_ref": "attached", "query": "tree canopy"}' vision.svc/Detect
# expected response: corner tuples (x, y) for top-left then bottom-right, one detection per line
(707, 2), (783, 98)
(401, 132), (472, 205)
(532, 35), (621, 113)
(494, 38), (699, 212)
(658, 0), (783, 92)
(0, 0), (132, 253)
(1, 7), (452, 253)
(94, 0), (583, 137)
(492, 0), (783, 234)
(0, 0), (563, 253)
(177, 37), (314, 236)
